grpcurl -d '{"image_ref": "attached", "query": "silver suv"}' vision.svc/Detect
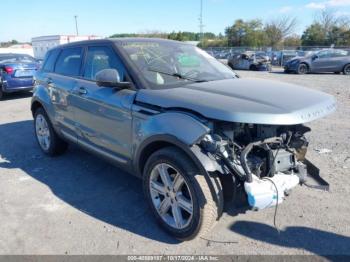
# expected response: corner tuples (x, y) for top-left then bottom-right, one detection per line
(31, 38), (335, 240)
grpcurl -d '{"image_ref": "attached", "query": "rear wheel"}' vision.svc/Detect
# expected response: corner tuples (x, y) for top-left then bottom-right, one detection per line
(297, 63), (308, 74)
(34, 107), (68, 156)
(143, 147), (223, 240)
(0, 79), (3, 100)
(343, 64), (350, 75)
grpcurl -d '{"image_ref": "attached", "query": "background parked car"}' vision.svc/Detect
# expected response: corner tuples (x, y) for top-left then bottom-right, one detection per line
(228, 51), (271, 71)
(284, 49), (350, 74)
(0, 53), (38, 99)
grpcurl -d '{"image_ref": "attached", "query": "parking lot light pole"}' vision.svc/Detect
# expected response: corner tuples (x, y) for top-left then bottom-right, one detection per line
(74, 15), (79, 36)
(199, 0), (204, 42)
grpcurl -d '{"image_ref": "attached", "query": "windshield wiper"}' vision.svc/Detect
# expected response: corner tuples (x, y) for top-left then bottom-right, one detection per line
(147, 67), (208, 83)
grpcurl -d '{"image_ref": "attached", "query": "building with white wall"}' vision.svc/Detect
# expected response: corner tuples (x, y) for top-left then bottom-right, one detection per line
(31, 35), (102, 59)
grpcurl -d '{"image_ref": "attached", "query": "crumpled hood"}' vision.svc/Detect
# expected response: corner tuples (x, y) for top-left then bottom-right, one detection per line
(135, 78), (336, 125)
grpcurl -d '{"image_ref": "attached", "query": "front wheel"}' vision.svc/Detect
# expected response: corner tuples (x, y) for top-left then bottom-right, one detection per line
(343, 64), (350, 75)
(143, 147), (223, 240)
(297, 63), (308, 74)
(34, 107), (68, 156)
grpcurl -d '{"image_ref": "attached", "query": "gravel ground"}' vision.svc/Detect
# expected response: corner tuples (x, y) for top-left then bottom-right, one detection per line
(0, 69), (349, 256)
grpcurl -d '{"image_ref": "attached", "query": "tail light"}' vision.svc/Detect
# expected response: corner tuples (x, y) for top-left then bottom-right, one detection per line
(4, 66), (14, 74)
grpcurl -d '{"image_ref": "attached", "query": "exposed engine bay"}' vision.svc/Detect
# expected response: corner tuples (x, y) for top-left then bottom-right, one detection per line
(200, 122), (313, 210)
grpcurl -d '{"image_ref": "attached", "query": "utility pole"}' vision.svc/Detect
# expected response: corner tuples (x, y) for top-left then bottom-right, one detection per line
(74, 15), (79, 36)
(199, 0), (204, 42)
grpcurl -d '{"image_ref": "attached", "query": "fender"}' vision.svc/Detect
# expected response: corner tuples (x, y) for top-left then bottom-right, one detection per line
(31, 86), (54, 115)
(133, 111), (210, 146)
(132, 111), (216, 174)
(31, 85), (58, 130)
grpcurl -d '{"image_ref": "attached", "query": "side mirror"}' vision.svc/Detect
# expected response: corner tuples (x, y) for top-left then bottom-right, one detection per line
(95, 69), (131, 89)
(312, 55), (318, 61)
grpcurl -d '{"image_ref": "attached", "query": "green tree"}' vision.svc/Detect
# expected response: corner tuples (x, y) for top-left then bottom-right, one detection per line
(301, 23), (327, 46)
(283, 35), (301, 47)
(225, 19), (266, 47)
(301, 9), (350, 46)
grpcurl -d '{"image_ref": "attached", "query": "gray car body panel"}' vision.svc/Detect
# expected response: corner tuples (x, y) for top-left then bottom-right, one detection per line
(286, 50), (350, 73)
(135, 78), (336, 125)
(132, 110), (210, 146)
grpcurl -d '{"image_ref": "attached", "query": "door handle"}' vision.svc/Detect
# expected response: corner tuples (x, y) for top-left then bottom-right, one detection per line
(78, 87), (88, 95)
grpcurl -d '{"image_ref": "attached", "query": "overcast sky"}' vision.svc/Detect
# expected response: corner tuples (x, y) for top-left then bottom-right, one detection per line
(2, 0), (350, 42)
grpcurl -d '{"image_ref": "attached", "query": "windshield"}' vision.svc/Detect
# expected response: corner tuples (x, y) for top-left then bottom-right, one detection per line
(0, 54), (36, 64)
(119, 40), (237, 89)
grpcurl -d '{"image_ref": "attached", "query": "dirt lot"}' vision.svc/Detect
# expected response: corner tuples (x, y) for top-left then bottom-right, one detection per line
(0, 69), (349, 255)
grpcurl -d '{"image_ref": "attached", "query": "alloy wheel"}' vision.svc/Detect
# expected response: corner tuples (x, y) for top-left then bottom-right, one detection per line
(149, 163), (193, 229)
(299, 64), (307, 74)
(344, 65), (350, 75)
(35, 114), (51, 151)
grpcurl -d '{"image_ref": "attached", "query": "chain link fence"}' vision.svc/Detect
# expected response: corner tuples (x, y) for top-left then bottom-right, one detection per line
(203, 46), (350, 66)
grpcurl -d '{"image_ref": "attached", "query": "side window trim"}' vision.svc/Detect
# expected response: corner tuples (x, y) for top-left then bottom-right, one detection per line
(41, 52), (52, 72)
(52, 49), (62, 73)
(42, 49), (61, 73)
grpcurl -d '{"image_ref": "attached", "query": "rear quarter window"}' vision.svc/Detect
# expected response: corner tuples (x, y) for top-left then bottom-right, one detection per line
(42, 49), (60, 72)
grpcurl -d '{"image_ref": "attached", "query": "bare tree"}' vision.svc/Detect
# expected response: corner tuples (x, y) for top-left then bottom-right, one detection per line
(264, 16), (298, 47)
(337, 15), (350, 30)
(315, 9), (339, 31)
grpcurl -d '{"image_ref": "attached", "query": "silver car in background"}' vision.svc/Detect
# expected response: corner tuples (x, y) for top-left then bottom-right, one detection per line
(228, 51), (271, 71)
(284, 49), (350, 74)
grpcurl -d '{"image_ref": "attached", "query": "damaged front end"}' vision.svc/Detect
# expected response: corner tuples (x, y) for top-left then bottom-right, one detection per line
(198, 122), (327, 210)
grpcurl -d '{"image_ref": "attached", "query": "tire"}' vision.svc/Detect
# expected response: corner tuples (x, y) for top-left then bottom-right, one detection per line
(228, 62), (234, 69)
(34, 107), (68, 156)
(143, 147), (223, 240)
(343, 64), (350, 75)
(297, 63), (308, 74)
(249, 65), (257, 71)
(0, 79), (3, 100)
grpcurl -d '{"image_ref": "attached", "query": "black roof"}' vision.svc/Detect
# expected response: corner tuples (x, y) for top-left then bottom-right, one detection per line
(50, 37), (186, 49)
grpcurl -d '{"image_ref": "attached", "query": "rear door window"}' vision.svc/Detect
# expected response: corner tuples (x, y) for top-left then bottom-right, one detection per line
(42, 49), (60, 72)
(54, 47), (83, 77)
(332, 50), (349, 57)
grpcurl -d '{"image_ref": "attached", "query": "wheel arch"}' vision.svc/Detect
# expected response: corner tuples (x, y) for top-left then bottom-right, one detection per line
(136, 134), (224, 217)
(31, 100), (44, 116)
(300, 61), (310, 68)
(135, 134), (211, 177)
